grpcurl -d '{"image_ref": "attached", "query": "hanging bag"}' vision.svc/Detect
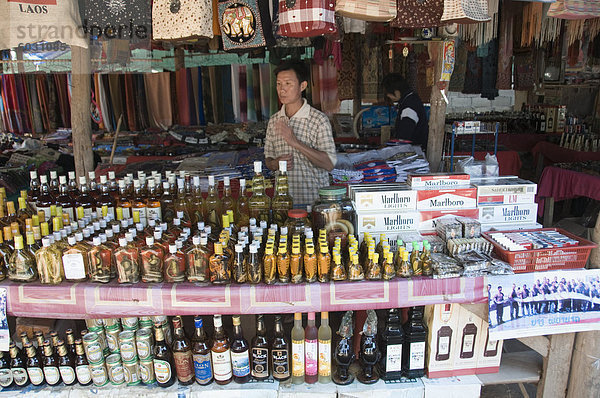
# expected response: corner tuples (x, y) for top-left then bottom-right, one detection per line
(548, 0), (600, 19)
(391, 0), (443, 28)
(440, 0), (491, 24)
(152, 0), (214, 40)
(335, 0), (397, 22)
(277, 0), (336, 37)
(218, 0), (267, 50)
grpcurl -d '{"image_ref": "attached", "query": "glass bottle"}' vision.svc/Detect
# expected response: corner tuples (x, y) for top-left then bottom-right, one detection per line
(304, 245), (317, 283)
(233, 244), (247, 284)
(56, 176), (75, 225)
(107, 171), (119, 199)
(8, 235), (37, 282)
(330, 253), (346, 282)
(271, 161), (294, 226)
(17, 197), (31, 226)
(97, 175), (116, 220)
(191, 316), (213, 386)
(24, 342), (44, 386)
(237, 179), (250, 227)
(209, 242), (229, 284)
(402, 306), (427, 378)
(248, 162), (271, 224)
(272, 315), (290, 382)
(87, 236), (111, 283)
(397, 251), (411, 278)
(117, 180), (132, 220)
(28, 170), (40, 212)
(42, 340), (60, 386)
(290, 244), (304, 284)
(277, 244), (290, 283)
(460, 321), (478, 359)
(186, 235), (210, 283)
(204, 176), (219, 229)
(114, 237), (140, 284)
(171, 316), (194, 385)
(153, 321), (176, 387)
(263, 246), (276, 285)
(160, 180), (176, 224)
(366, 252), (382, 280)
(304, 312), (318, 384)
(132, 179), (148, 227)
(35, 237), (63, 284)
(0, 230), (12, 281)
(74, 339), (92, 386)
(175, 179), (192, 228)
(231, 315), (250, 384)
(348, 254), (364, 281)
(56, 339), (76, 386)
(9, 342), (29, 387)
(211, 315), (232, 385)
(36, 176), (54, 223)
(318, 312), (332, 384)
(220, 177), (236, 221)
(65, 329), (76, 359)
(250, 315), (269, 381)
(76, 176), (95, 220)
(291, 313), (304, 384)
(382, 252), (395, 280)
(246, 244), (261, 284)
(67, 172), (80, 202)
(421, 242), (433, 276)
(34, 331), (45, 359)
(410, 243), (422, 276)
(317, 244), (331, 283)
(48, 171), (60, 198)
(88, 171), (100, 200)
(164, 244), (186, 283)
(379, 308), (404, 380)
(0, 350), (12, 388)
(140, 236), (164, 283)
(62, 235), (88, 282)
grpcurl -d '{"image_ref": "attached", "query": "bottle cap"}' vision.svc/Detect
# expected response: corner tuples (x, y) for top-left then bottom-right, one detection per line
(321, 311), (328, 319)
(279, 160), (287, 173)
(154, 231), (161, 240)
(99, 234), (107, 243)
(240, 178), (246, 188)
(294, 313), (302, 320)
(214, 242), (223, 254)
(169, 244), (177, 254)
(308, 312), (315, 320)
(42, 237), (51, 247)
(40, 175), (48, 184)
(208, 175), (215, 186)
(249, 244), (258, 253)
(232, 315), (241, 326)
(235, 244), (244, 253)
(30, 170), (37, 179)
(119, 238), (127, 247)
(253, 161), (262, 173)
(213, 315), (222, 327)
(373, 253), (379, 263)
(194, 316), (203, 329)
(146, 237), (154, 246)
(224, 176), (230, 186)
(100, 175), (107, 184)
(79, 176), (86, 185)
(93, 237), (101, 246)
(192, 236), (200, 245)
(68, 236), (76, 246)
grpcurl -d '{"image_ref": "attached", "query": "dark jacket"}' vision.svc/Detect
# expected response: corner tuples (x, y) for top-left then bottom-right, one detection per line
(392, 91), (429, 149)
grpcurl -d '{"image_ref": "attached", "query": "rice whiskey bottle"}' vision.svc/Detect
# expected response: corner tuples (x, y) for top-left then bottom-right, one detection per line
(271, 161), (293, 226)
(204, 176), (220, 229)
(460, 321), (478, 359)
(304, 312), (318, 384)
(436, 304), (453, 361)
(379, 308), (404, 380)
(211, 315), (232, 385)
(402, 306), (427, 378)
(171, 316), (194, 385)
(246, 243), (262, 284)
(272, 315), (290, 382)
(153, 321), (176, 387)
(62, 235), (88, 282)
(191, 316), (213, 385)
(8, 235), (37, 282)
(140, 236), (164, 283)
(248, 162), (271, 224)
(231, 315), (251, 384)
(186, 235), (210, 283)
(220, 177), (236, 221)
(291, 313), (305, 384)
(251, 315), (269, 381)
(237, 179), (250, 227)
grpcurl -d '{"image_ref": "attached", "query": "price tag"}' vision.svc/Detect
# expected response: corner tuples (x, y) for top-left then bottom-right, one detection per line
(252, 138), (263, 145)
(198, 138), (209, 144)
(0, 288), (8, 351)
(185, 137), (198, 144)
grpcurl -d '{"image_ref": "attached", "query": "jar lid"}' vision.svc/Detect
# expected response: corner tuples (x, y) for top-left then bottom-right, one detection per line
(318, 186), (346, 197)
(288, 209), (308, 219)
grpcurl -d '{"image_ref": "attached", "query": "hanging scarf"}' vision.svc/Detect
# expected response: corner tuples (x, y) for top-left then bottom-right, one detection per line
(462, 49), (482, 95)
(337, 34), (357, 101)
(496, 2), (514, 90)
(481, 39), (499, 100)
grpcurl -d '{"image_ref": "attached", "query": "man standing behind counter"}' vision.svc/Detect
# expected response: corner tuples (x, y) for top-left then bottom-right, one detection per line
(265, 60), (337, 207)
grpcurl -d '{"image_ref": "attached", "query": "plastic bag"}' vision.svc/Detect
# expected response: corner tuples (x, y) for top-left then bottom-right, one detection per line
(456, 153), (499, 178)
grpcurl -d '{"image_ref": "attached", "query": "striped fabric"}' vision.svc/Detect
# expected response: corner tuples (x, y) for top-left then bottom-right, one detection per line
(277, 0), (337, 37)
(548, 0), (600, 19)
(335, 0), (397, 22)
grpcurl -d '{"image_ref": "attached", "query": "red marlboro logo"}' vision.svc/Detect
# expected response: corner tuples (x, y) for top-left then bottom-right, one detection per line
(8, 0), (56, 4)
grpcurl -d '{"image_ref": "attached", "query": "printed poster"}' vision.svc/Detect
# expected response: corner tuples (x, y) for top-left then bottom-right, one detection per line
(0, 288), (7, 351)
(440, 40), (456, 82)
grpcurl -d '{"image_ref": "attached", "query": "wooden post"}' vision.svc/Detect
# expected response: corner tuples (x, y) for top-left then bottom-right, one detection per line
(174, 47), (185, 71)
(537, 332), (575, 398)
(426, 41), (447, 172)
(353, 34), (363, 118)
(590, 211), (600, 267)
(566, 331), (600, 398)
(70, 45), (94, 179)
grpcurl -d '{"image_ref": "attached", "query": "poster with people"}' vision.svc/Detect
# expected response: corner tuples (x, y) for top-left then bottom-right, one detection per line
(0, 288), (7, 351)
(488, 269), (600, 340)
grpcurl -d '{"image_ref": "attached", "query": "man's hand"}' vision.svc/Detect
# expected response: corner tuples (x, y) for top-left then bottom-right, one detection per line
(275, 119), (299, 148)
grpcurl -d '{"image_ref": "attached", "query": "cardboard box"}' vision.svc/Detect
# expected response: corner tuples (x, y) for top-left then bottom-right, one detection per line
(416, 187), (477, 211)
(356, 211), (419, 235)
(418, 209), (479, 232)
(475, 326), (504, 375)
(425, 304), (462, 379)
(350, 184), (417, 211)
(480, 222), (542, 232)
(472, 177), (537, 196)
(408, 173), (471, 189)
(478, 203), (538, 225)
(477, 193), (536, 206)
(453, 305), (484, 375)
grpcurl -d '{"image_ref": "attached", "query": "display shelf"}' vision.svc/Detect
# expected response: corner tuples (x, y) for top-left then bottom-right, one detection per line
(2, 277), (487, 319)
(476, 351), (542, 386)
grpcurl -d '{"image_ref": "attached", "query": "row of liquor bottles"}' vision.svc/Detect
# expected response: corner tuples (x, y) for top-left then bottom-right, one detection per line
(0, 199), (432, 284)
(0, 309), (427, 390)
(18, 160), (292, 230)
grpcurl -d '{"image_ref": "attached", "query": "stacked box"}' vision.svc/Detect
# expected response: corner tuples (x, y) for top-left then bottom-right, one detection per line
(425, 304), (462, 378)
(415, 187), (477, 211)
(408, 173), (470, 189)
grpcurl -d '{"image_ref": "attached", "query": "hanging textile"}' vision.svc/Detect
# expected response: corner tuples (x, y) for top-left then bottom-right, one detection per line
(54, 74), (71, 129)
(391, 0), (443, 28)
(218, 0), (267, 51)
(101, 75), (116, 130)
(176, 68), (192, 126)
(416, 49), (433, 104)
(35, 75), (51, 133)
(441, 0), (492, 24)
(548, 0), (600, 19)
(449, 41), (468, 92)
(361, 40), (381, 103)
(83, 0), (151, 43)
(311, 63), (322, 109)
(135, 74), (149, 131)
(27, 75), (43, 135)
(337, 34), (358, 101)
(124, 74), (138, 131)
(14, 75), (32, 134)
(259, 64), (271, 120)
(108, 75), (126, 128)
(152, 0), (214, 40)
(195, 68), (207, 126)
(231, 65), (241, 122)
(269, 63), (279, 116)
(459, 0), (500, 47)
(480, 39), (498, 100)
(462, 49), (482, 94)
(319, 59), (341, 115)
(202, 67), (215, 124)
(246, 65), (257, 122)
(514, 52), (535, 90)
(496, 3), (514, 90)
(144, 72), (173, 130)
(538, 7), (562, 45)
(521, 2), (544, 46)
(239, 65), (248, 122)
(222, 66), (235, 123)
(252, 64), (262, 121)
(277, 0), (337, 37)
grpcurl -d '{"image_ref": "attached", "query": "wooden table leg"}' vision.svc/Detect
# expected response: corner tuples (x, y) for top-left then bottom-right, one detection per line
(543, 197), (555, 227)
(536, 332), (575, 398)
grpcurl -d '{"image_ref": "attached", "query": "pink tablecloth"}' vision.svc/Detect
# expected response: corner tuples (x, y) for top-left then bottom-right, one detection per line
(532, 141), (600, 165)
(2, 277), (487, 319)
(536, 166), (600, 216)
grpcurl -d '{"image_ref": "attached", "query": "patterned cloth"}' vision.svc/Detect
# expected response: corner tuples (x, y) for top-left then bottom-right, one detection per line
(264, 99), (337, 206)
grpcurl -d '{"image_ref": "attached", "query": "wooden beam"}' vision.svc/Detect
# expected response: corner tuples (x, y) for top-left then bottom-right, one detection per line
(426, 41), (446, 172)
(70, 45), (94, 179)
(518, 336), (549, 357)
(567, 331), (600, 398)
(537, 332), (575, 398)
(543, 197), (555, 227)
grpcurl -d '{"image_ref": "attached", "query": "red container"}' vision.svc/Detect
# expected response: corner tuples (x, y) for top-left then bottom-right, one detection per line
(482, 228), (597, 273)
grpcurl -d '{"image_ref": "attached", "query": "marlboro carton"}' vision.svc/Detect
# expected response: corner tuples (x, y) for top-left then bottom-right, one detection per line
(416, 187), (477, 211)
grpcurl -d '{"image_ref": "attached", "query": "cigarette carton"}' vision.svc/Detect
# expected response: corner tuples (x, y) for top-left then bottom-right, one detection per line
(408, 173), (470, 189)
(416, 187), (477, 211)
(478, 204), (538, 224)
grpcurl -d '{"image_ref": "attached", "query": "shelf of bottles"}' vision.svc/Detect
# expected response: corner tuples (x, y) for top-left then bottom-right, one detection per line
(0, 164), (486, 319)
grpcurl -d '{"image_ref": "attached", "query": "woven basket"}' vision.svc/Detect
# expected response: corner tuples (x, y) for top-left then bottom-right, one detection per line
(441, 0), (491, 23)
(335, 0), (397, 22)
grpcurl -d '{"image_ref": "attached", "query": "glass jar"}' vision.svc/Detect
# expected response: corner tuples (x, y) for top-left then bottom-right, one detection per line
(311, 186), (355, 248)
(284, 209), (311, 238)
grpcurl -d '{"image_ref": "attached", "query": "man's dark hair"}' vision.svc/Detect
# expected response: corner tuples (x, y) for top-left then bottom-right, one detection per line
(382, 73), (410, 96)
(274, 60), (309, 85)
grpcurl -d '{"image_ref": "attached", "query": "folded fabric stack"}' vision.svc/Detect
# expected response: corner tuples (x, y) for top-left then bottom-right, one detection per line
(331, 168), (364, 184)
(386, 151), (430, 182)
(354, 160), (397, 183)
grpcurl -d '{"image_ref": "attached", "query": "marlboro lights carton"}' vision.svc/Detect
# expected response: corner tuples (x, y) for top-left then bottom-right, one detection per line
(478, 204), (539, 224)
(416, 187), (477, 211)
(356, 211), (419, 235)
(351, 185), (417, 211)
(408, 173), (471, 189)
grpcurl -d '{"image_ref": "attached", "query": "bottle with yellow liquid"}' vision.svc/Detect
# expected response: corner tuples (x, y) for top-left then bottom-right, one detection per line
(366, 252), (382, 280)
(382, 252), (395, 280)
(8, 235), (37, 282)
(204, 176), (220, 229)
(317, 244), (331, 283)
(35, 237), (64, 285)
(248, 162), (271, 224)
(330, 253), (346, 281)
(290, 244), (303, 284)
(410, 242), (422, 276)
(421, 242), (433, 276)
(277, 243), (290, 283)
(348, 253), (364, 281)
(397, 251), (411, 278)
(271, 161), (293, 227)
(263, 246), (276, 285)
(304, 245), (317, 283)
(209, 242), (230, 284)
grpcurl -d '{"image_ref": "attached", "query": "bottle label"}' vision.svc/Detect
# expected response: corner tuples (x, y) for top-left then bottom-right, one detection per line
(193, 353), (213, 384)
(409, 342), (426, 370)
(62, 253), (87, 280)
(153, 359), (172, 384)
(97, 207), (115, 220)
(147, 206), (162, 222)
(120, 342), (136, 362)
(486, 338), (498, 352)
(318, 339), (331, 377)
(37, 206), (52, 222)
(439, 336), (450, 357)
(211, 350), (232, 381)
(91, 365), (107, 386)
(122, 207), (131, 220)
(291, 340), (304, 377)
(251, 347), (269, 378)
(59, 366), (76, 384)
(272, 349), (290, 379)
(12, 368), (28, 386)
(44, 366), (60, 384)
(386, 343), (403, 372)
(462, 334), (475, 354)
(63, 207), (75, 223)
(133, 206), (148, 227)
(136, 340), (152, 360)
(27, 367), (44, 385)
(0, 368), (13, 387)
(231, 350), (250, 377)
(76, 365), (92, 384)
(109, 365), (125, 384)
(305, 339), (317, 376)
(173, 351), (194, 383)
